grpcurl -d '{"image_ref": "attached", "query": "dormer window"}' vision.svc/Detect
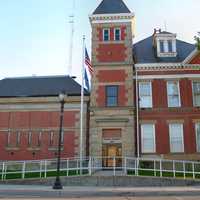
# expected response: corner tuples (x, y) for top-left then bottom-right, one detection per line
(168, 40), (173, 52)
(154, 29), (177, 57)
(160, 40), (164, 53)
(114, 28), (121, 41)
(103, 28), (110, 41)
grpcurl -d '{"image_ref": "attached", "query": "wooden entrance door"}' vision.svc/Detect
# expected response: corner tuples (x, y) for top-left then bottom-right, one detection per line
(102, 144), (122, 168)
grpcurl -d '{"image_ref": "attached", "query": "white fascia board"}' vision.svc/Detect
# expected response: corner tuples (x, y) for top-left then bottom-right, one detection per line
(182, 48), (198, 64)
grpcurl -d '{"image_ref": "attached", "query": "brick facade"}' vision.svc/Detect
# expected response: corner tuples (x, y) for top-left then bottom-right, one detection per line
(0, 97), (89, 161)
(138, 70), (200, 160)
(89, 13), (135, 159)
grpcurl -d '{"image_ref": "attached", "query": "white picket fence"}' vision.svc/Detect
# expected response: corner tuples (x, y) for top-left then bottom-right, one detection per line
(1, 157), (200, 180)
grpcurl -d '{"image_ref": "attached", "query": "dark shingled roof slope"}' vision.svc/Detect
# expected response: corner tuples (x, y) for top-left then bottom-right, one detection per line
(133, 36), (195, 63)
(0, 75), (89, 98)
(93, 0), (131, 14)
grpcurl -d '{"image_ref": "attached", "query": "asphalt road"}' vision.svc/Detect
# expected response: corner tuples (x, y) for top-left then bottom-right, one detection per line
(1, 185), (200, 199)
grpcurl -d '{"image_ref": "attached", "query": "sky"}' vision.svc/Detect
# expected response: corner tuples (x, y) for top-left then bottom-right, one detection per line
(0, 0), (199, 83)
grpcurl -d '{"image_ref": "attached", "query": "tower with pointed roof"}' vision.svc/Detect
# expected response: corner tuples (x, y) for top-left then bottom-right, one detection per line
(89, 0), (135, 164)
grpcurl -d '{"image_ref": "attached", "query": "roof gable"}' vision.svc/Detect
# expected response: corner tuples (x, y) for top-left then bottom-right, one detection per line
(93, 0), (131, 14)
(0, 76), (89, 98)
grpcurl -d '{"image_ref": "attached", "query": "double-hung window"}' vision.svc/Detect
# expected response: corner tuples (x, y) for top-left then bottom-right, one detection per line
(139, 82), (152, 108)
(114, 28), (121, 41)
(160, 40), (164, 53)
(193, 82), (200, 107)
(106, 86), (118, 107)
(168, 40), (173, 52)
(196, 123), (200, 152)
(167, 81), (180, 107)
(169, 123), (184, 153)
(103, 28), (110, 41)
(141, 124), (155, 153)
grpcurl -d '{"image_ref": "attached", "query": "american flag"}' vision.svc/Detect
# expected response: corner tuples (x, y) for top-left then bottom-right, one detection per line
(85, 48), (93, 75)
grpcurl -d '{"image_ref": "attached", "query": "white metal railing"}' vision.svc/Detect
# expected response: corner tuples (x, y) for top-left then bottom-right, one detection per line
(1, 157), (200, 180)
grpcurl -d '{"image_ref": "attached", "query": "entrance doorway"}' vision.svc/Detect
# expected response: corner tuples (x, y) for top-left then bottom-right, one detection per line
(102, 144), (122, 168)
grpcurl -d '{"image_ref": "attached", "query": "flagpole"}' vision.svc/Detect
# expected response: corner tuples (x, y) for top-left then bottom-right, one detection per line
(80, 35), (85, 173)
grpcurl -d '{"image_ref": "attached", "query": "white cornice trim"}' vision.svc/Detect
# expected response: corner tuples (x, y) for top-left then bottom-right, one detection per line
(133, 74), (200, 80)
(135, 63), (200, 70)
(89, 13), (135, 18)
(89, 13), (134, 24)
(91, 19), (133, 24)
(135, 63), (181, 68)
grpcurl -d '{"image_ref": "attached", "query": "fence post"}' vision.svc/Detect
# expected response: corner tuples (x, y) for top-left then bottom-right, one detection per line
(173, 160), (176, 178)
(124, 157), (127, 175)
(76, 159), (79, 175)
(80, 158), (82, 175)
(136, 158), (139, 176)
(89, 157), (92, 175)
(113, 157), (116, 176)
(1, 162), (4, 181)
(66, 159), (69, 176)
(44, 160), (47, 178)
(160, 160), (162, 177)
(4, 164), (7, 180)
(39, 160), (43, 178)
(192, 162), (195, 179)
(22, 161), (26, 179)
(183, 161), (186, 179)
(154, 160), (156, 177)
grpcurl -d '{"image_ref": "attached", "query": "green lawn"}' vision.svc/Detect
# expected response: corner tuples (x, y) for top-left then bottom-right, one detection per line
(0, 169), (89, 180)
(1, 168), (200, 180)
(127, 169), (200, 179)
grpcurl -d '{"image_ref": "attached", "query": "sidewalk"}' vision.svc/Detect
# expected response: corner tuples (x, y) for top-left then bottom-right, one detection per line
(0, 184), (200, 198)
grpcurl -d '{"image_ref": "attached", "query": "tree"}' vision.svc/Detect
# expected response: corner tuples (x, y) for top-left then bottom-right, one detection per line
(194, 32), (200, 51)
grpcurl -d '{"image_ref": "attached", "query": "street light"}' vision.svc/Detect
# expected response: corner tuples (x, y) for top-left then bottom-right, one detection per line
(53, 93), (66, 190)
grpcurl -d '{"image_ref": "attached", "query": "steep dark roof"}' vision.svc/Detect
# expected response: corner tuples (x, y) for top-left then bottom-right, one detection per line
(0, 75), (89, 98)
(133, 36), (196, 63)
(93, 0), (131, 14)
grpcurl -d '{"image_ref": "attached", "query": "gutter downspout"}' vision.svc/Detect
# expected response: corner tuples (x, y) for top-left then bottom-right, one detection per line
(135, 66), (140, 158)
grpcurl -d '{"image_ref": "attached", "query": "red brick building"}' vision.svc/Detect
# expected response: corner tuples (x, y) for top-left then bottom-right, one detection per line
(0, 0), (200, 162)
(0, 76), (89, 160)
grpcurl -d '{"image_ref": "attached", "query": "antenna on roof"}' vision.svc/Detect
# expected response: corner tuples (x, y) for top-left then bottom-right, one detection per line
(164, 20), (167, 31)
(67, 0), (75, 77)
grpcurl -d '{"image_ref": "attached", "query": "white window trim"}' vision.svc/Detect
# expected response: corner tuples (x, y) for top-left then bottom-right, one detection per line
(195, 123), (200, 152)
(139, 81), (153, 108)
(103, 28), (110, 41)
(192, 81), (200, 107)
(169, 123), (184, 153)
(141, 124), (156, 153)
(7, 131), (11, 145)
(38, 131), (42, 146)
(28, 131), (32, 146)
(167, 81), (181, 107)
(156, 38), (177, 57)
(61, 130), (64, 144)
(16, 132), (21, 145)
(114, 28), (121, 41)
